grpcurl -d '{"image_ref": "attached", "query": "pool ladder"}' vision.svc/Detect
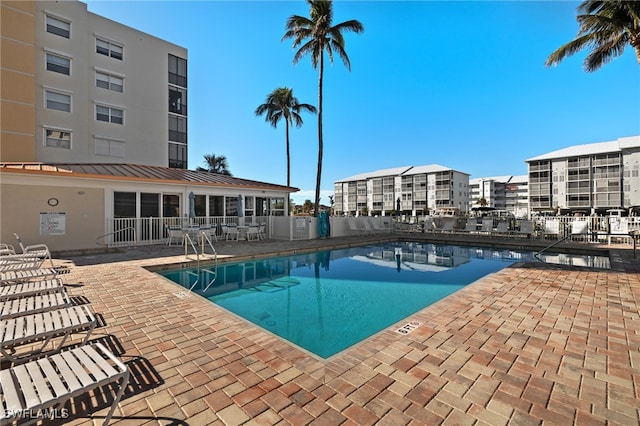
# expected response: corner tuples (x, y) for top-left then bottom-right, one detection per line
(183, 232), (218, 293)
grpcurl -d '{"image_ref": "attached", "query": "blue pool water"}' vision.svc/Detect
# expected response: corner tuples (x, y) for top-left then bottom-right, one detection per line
(159, 242), (609, 358)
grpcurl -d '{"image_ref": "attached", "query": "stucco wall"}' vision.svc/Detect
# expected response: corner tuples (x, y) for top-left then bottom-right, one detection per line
(0, 184), (104, 252)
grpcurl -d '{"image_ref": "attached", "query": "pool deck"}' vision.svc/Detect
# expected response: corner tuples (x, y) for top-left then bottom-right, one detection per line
(29, 233), (640, 425)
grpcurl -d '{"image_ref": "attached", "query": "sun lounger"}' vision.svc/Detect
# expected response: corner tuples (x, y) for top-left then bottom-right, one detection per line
(543, 219), (561, 239)
(480, 218), (494, 234)
(0, 279), (65, 302)
(515, 220), (534, 238)
(0, 244), (16, 256)
(493, 221), (510, 236)
(0, 291), (72, 320)
(13, 234), (54, 268)
(0, 342), (129, 426)
(0, 268), (58, 285)
(462, 219), (478, 233)
(0, 261), (45, 274)
(0, 305), (96, 363)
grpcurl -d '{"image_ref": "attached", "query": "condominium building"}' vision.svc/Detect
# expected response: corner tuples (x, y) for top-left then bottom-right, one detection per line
(334, 165), (470, 216)
(1, 0), (188, 168)
(526, 135), (640, 215)
(469, 175), (529, 218)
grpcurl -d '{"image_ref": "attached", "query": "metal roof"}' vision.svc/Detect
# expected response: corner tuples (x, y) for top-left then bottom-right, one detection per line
(335, 164), (468, 183)
(525, 136), (640, 162)
(0, 163), (298, 192)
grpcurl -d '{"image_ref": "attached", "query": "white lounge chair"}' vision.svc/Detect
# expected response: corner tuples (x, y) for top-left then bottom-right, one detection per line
(0, 268), (58, 285)
(165, 225), (183, 246)
(515, 220), (534, 238)
(0, 244), (16, 256)
(480, 218), (494, 234)
(543, 219), (561, 239)
(0, 342), (129, 426)
(0, 305), (96, 363)
(462, 219), (477, 233)
(0, 291), (72, 320)
(0, 279), (65, 302)
(493, 221), (510, 236)
(13, 234), (53, 268)
(570, 219), (589, 241)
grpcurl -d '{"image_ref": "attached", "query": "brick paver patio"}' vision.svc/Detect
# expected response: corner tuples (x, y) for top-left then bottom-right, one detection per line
(18, 234), (640, 425)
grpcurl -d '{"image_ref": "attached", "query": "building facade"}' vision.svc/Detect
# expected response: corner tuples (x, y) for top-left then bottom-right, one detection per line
(1, 0), (188, 168)
(526, 135), (640, 215)
(334, 165), (470, 216)
(469, 175), (529, 218)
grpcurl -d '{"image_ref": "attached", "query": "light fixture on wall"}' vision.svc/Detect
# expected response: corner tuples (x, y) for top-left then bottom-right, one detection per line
(47, 198), (59, 206)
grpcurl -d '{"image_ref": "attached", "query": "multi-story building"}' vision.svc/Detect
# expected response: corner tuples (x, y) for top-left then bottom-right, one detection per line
(1, 1), (295, 251)
(526, 135), (640, 215)
(334, 165), (470, 216)
(469, 175), (529, 218)
(1, 0), (188, 168)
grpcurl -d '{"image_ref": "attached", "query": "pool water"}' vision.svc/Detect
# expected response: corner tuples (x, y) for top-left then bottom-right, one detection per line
(159, 242), (609, 358)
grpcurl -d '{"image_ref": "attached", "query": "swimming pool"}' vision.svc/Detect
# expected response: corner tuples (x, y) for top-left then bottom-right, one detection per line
(159, 242), (609, 358)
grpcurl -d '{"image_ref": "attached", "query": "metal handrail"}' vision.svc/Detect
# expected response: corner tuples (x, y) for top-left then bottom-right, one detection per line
(183, 233), (199, 264)
(96, 227), (137, 247)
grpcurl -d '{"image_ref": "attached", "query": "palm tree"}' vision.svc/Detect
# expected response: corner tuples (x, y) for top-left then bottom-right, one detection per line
(196, 153), (232, 176)
(545, 0), (640, 72)
(255, 87), (316, 187)
(282, 0), (364, 216)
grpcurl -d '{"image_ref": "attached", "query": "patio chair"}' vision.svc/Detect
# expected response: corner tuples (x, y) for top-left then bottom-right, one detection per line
(0, 268), (58, 285)
(258, 223), (266, 240)
(0, 278), (64, 302)
(543, 219), (561, 240)
(13, 234), (53, 268)
(0, 305), (96, 363)
(165, 225), (183, 246)
(226, 224), (239, 241)
(515, 220), (534, 238)
(422, 219), (435, 233)
(437, 221), (455, 232)
(0, 342), (129, 426)
(480, 218), (494, 234)
(462, 219), (477, 233)
(0, 244), (15, 256)
(0, 290), (72, 320)
(493, 221), (510, 236)
(245, 225), (260, 241)
(570, 219), (589, 241)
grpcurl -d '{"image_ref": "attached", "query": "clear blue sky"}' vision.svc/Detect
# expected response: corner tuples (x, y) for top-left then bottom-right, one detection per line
(85, 0), (640, 205)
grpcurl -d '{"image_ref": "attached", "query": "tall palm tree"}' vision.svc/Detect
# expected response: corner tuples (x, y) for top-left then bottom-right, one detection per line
(255, 87), (316, 187)
(282, 0), (364, 216)
(196, 153), (232, 176)
(546, 0), (640, 72)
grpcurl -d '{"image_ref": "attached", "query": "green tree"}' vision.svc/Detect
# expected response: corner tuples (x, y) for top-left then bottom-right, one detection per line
(255, 87), (316, 187)
(197, 154), (232, 175)
(545, 1), (640, 72)
(303, 199), (314, 214)
(283, 0), (364, 216)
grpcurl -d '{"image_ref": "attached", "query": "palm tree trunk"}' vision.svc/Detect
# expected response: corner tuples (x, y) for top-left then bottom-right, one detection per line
(286, 122), (291, 187)
(315, 54), (324, 217)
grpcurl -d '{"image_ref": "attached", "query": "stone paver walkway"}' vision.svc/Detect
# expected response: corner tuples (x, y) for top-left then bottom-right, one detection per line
(18, 234), (640, 425)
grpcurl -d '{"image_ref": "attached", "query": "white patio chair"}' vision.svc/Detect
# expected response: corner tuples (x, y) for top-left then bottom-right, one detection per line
(0, 342), (129, 426)
(0, 305), (96, 363)
(258, 223), (266, 240)
(543, 219), (561, 240)
(165, 225), (183, 246)
(226, 224), (239, 241)
(515, 220), (534, 238)
(0, 278), (64, 301)
(246, 225), (260, 241)
(13, 234), (53, 268)
(0, 290), (72, 320)
(0, 244), (15, 256)
(0, 268), (58, 285)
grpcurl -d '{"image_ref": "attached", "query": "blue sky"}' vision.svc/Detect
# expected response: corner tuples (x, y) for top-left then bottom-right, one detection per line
(85, 0), (640, 205)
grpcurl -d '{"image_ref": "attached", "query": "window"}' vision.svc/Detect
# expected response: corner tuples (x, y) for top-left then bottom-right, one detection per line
(168, 142), (187, 169)
(168, 54), (187, 87)
(169, 86), (187, 115)
(95, 137), (125, 157)
(96, 105), (124, 124)
(46, 15), (70, 38)
(96, 71), (123, 92)
(114, 192), (136, 218)
(45, 90), (71, 112)
(46, 53), (70, 75)
(44, 128), (71, 149)
(169, 115), (187, 143)
(96, 38), (123, 60)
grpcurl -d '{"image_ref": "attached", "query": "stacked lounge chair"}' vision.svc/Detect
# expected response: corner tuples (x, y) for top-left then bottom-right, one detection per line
(0, 238), (129, 425)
